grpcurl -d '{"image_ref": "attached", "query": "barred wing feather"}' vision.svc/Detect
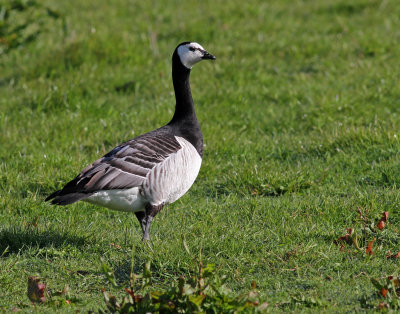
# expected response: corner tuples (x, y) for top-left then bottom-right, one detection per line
(46, 132), (182, 205)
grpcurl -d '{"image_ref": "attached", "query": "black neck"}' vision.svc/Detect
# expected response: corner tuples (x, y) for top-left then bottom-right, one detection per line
(169, 53), (196, 122)
(167, 49), (203, 157)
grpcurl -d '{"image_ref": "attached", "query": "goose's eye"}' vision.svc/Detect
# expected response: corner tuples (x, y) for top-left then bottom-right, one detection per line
(189, 47), (196, 52)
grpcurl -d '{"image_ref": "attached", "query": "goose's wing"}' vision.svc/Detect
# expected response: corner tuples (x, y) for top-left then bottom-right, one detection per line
(46, 131), (182, 205)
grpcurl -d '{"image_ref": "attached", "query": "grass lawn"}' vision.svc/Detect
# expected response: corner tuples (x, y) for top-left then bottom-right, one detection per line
(1, 0), (400, 311)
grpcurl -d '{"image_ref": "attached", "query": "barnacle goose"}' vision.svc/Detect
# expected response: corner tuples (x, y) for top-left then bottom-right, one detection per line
(46, 42), (216, 241)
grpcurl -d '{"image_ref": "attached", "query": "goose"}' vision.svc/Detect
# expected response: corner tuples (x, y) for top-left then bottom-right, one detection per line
(45, 42), (216, 241)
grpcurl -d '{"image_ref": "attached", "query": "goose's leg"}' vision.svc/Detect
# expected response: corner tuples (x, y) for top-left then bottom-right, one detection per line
(142, 203), (164, 241)
(134, 211), (147, 234)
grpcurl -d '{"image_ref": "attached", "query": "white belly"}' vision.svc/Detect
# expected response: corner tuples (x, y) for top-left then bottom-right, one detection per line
(142, 136), (202, 206)
(85, 187), (146, 212)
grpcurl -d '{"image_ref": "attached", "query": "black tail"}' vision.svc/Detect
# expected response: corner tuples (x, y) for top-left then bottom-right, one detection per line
(45, 190), (90, 205)
(45, 190), (61, 202)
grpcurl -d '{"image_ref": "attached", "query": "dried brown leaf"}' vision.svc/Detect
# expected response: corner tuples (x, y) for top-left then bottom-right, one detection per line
(366, 238), (375, 255)
(377, 212), (388, 231)
(335, 228), (354, 246)
(385, 251), (400, 259)
(379, 302), (389, 309)
(27, 276), (47, 303)
(125, 288), (134, 298)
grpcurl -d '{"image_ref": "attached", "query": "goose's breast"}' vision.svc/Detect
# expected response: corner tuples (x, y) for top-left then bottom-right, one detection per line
(143, 136), (202, 206)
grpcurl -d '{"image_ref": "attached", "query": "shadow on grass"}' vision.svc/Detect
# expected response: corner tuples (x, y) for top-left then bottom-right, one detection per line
(319, 2), (376, 16)
(0, 226), (86, 256)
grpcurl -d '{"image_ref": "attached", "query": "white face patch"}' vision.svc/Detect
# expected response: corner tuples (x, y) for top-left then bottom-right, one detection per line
(177, 42), (206, 69)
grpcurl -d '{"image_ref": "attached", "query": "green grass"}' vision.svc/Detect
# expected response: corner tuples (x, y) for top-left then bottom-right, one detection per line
(1, 0), (400, 311)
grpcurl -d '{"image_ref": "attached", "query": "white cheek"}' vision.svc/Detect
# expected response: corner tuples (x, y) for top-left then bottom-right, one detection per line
(178, 47), (203, 69)
(194, 50), (203, 59)
(183, 53), (202, 68)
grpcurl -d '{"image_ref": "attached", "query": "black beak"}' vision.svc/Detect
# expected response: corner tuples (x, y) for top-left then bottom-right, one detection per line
(201, 50), (216, 60)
